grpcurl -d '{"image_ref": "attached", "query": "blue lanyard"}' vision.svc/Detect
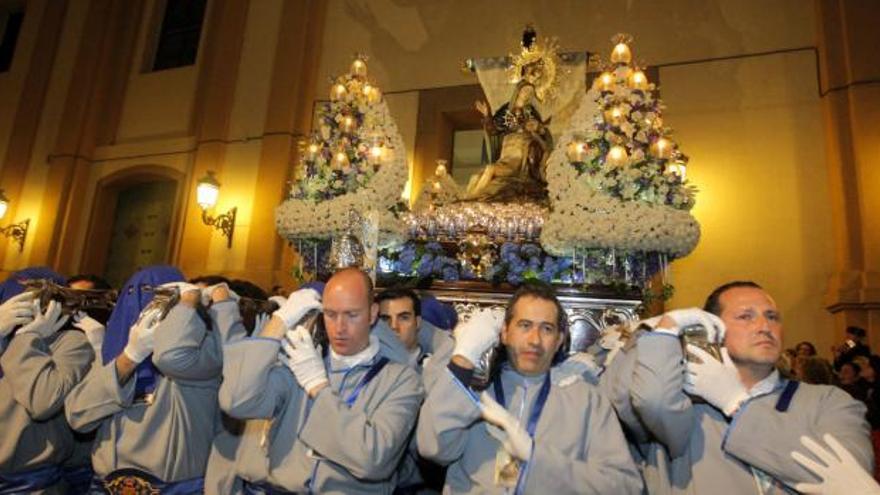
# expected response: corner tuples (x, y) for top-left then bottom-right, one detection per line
(492, 371), (551, 437)
(492, 371), (551, 495)
(305, 356), (390, 493)
(343, 357), (390, 407)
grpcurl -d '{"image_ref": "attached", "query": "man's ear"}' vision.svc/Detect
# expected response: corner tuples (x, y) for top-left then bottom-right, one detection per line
(500, 322), (510, 346)
(370, 302), (379, 326)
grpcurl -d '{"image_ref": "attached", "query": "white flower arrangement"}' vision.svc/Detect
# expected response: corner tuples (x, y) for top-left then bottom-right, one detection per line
(541, 68), (701, 258)
(275, 62), (408, 246)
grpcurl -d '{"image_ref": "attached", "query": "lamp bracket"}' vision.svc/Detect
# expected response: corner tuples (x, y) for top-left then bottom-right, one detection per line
(0, 218), (30, 253)
(201, 207), (236, 248)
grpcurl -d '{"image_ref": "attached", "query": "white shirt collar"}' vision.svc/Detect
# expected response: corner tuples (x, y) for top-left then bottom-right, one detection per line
(330, 334), (380, 370)
(747, 369), (781, 398)
(407, 345), (423, 367)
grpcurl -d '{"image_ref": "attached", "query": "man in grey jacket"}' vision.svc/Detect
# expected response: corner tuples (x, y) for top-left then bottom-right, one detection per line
(0, 295), (93, 494)
(417, 282), (643, 494)
(213, 267), (424, 494)
(606, 280), (872, 494)
(377, 287), (454, 493)
(377, 287), (453, 379)
(65, 266), (241, 494)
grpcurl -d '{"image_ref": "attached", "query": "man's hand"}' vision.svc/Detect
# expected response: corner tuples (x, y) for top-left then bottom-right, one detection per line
(480, 391), (533, 462)
(792, 433), (880, 494)
(252, 313), (270, 336)
(17, 300), (68, 339)
(655, 308), (726, 343)
(73, 311), (105, 353)
(281, 325), (328, 398)
(273, 289), (322, 330)
(684, 345), (748, 416)
(160, 282), (200, 308)
(452, 308), (505, 368)
(122, 307), (162, 364)
(200, 282), (239, 306)
(0, 292), (36, 338)
(475, 100), (489, 117)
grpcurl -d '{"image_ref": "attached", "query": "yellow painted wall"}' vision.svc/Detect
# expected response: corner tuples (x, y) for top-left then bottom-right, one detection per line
(317, 0), (814, 93)
(662, 50), (836, 355)
(116, 0), (198, 142)
(6, 0), (90, 269)
(0, 0), (42, 164)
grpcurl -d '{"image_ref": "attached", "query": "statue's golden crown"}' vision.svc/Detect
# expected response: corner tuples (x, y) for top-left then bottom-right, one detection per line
(508, 35), (560, 102)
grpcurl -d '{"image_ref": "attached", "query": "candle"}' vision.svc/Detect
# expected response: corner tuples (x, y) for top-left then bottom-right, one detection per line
(331, 83), (346, 101)
(596, 71), (614, 91)
(606, 145), (628, 166)
(651, 137), (671, 158)
(351, 58), (367, 77)
(611, 42), (632, 64)
(629, 70), (648, 90)
(567, 140), (588, 162)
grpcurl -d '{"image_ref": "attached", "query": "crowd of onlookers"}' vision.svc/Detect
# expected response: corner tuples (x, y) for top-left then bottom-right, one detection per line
(781, 325), (880, 478)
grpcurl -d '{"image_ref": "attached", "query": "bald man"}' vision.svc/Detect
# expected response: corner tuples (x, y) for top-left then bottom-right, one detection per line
(210, 268), (424, 494)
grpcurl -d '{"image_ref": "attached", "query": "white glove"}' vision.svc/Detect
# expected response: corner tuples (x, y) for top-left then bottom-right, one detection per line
(453, 308), (505, 366)
(0, 292), (37, 338)
(73, 311), (105, 352)
(657, 308), (726, 343)
(17, 300), (68, 339)
(273, 289), (322, 329)
(268, 295), (286, 308)
(684, 345), (748, 416)
(480, 391), (533, 461)
(557, 352), (602, 382)
(792, 433), (880, 494)
(253, 312), (270, 336)
(122, 307), (162, 363)
(281, 325), (328, 393)
(200, 282), (239, 307)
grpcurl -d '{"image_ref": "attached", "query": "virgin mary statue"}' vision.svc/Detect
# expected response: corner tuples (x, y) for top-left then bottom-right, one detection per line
(464, 30), (560, 204)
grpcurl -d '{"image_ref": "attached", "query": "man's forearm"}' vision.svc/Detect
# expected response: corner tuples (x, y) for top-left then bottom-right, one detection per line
(260, 315), (286, 340)
(115, 354), (138, 385)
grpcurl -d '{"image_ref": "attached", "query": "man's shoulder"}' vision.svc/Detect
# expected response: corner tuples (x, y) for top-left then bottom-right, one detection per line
(50, 329), (92, 352)
(549, 366), (604, 396)
(790, 380), (857, 403)
(377, 357), (422, 386)
(419, 321), (452, 352)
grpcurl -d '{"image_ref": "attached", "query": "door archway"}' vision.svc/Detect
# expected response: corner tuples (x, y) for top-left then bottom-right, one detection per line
(80, 165), (185, 287)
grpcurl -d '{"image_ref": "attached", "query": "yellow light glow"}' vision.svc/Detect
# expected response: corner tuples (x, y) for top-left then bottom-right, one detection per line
(351, 58), (367, 77)
(566, 140), (588, 162)
(651, 137), (672, 158)
(666, 161), (687, 180)
(342, 116), (355, 131)
(611, 42), (632, 64)
(606, 145), (628, 165)
(629, 70), (648, 90)
(331, 83), (346, 101)
(401, 178), (412, 203)
(597, 72), (614, 91)
(196, 181), (219, 209)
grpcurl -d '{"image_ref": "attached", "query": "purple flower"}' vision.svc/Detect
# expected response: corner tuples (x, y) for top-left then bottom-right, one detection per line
(442, 266), (459, 281)
(417, 254), (434, 277)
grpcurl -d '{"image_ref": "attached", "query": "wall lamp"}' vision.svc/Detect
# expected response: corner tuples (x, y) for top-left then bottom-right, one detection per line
(196, 172), (236, 248)
(0, 190), (29, 253)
